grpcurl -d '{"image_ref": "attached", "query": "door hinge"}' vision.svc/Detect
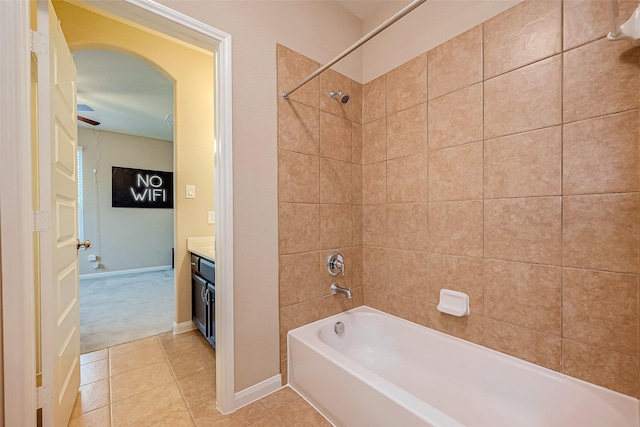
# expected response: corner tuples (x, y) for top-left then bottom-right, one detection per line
(33, 210), (50, 232)
(36, 384), (52, 409)
(30, 30), (48, 55)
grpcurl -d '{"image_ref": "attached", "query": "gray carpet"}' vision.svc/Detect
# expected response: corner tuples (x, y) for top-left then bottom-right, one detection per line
(80, 269), (175, 354)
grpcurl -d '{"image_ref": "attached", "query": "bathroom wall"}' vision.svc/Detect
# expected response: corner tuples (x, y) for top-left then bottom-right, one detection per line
(361, 0), (640, 398)
(276, 0), (640, 397)
(277, 45), (364, 382)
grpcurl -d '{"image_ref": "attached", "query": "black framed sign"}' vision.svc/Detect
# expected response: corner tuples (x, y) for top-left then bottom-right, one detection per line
(112, 166), (173, 208)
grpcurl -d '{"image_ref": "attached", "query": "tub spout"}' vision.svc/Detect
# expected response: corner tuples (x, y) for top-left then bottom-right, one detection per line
(330, 283), (353, 299)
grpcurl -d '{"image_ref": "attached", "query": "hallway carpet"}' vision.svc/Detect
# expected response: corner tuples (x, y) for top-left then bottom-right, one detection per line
(80, 269), (174, 354)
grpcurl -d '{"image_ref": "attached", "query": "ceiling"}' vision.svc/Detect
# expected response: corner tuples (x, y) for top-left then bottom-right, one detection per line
(73, 2), (395, 142)
(74, 49), (174, 142)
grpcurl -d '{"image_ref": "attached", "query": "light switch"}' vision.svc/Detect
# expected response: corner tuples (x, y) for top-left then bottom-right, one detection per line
(208, 211), (215, 224)
(185, 184), (196, 199)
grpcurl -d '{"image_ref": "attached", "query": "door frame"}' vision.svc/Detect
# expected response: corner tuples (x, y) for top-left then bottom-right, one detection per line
(0, 0), (236, 423)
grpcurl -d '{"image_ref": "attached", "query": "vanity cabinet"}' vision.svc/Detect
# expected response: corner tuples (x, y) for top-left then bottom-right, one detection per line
(191, 253), (216, 348)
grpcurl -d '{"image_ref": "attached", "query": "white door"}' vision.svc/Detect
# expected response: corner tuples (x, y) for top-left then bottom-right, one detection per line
(37, 1), (82, 425)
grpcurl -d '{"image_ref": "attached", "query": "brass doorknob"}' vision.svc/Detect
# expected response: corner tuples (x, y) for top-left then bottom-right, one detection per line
(77, 239), (91, 250)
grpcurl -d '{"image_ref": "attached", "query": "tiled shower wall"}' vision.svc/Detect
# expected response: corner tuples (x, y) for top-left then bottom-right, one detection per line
(278, 0), (640, 397)
(277, 45), (364, 383)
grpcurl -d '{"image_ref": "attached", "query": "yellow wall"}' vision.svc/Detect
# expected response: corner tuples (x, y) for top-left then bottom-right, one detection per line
(54, 0), (215, 325)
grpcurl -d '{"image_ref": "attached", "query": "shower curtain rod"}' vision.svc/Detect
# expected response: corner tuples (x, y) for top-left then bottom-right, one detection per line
(281, 0), (428, 99)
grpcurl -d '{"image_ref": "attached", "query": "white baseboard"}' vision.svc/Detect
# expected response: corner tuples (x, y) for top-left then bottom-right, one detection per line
(173, 320), (197, 335)
(234, 374), (283, 410)
(79, 265), (172, 279)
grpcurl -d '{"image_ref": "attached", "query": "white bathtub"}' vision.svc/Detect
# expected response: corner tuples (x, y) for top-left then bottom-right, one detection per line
(288, 306), (639, 427)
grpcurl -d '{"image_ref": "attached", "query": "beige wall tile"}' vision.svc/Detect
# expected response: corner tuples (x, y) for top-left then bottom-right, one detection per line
(320, 68), (353, 119)
(428, 25), (482, 100)
(484, 126), (562, 198)
(352, 122), (362, 164)
(428, 83), (483, 152)
(362, 162), (386, 205)
(563, 111), (639, 195)
(279, 252), (322, 307)
(387, 294), (429, 328)
(321, 247), (354, 290)
(387, 153), (428, 204)
(386, 204), (429, 251)
(563, 193), (639, 273)
(428, 254), (484, 316)
(563, 268), (638, 356)
(349, 81), (363, 125)
(278, 203), (319, 254)
(386, 53), (428, 115)
(363, 75), (386, 124)
(277, 44), (319, 108)
(364, 287), (388, 311)
(564, 38), (639, 123)
(484, 55), (562, 139)
(428, 305), (484, 345)
(319, 112), (351, 162)
(484, 319), (561, 371)
(278, 150), (319, 204)
(484, 260), (561, 335)
(352, 246), (363, 288)
(485, 197), (562, 265)
(277, 98), (319, 156)
(362, 205), (386, 247)
(352, 206), (363, 247)
(362, 118), (386, 164)
(428, 142), (483, 202)
(483, 0), (562, 79)
(563, 339), (638, 397)
(319, 158), (351, 204)
(428, 200), (483, 257)
(351, 164), (363, 206)
(363, 247), (387, 290)
(280, 299), (325, 357)
(320, 204), (352, 249)
(387, 103), (428, 159)
(564, 0), (640, 51)
(386, 249), (429, 302)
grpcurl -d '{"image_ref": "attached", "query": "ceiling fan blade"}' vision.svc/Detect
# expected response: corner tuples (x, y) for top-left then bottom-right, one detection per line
(77, 115), (100, 126)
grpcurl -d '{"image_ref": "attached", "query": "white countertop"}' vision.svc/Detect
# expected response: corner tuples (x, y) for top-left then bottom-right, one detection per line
(188, 237), (215, 261)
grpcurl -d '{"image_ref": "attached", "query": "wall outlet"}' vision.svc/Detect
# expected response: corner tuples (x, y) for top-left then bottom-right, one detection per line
(208, 211), (215, 224)
(185, 184), (196, 199)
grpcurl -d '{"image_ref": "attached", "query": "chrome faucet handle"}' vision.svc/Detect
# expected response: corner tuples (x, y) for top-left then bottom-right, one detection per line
(326, 253), (345, 276)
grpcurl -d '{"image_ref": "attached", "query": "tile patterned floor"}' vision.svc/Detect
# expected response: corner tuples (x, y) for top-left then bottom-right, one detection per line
(69, 330), (331, 427)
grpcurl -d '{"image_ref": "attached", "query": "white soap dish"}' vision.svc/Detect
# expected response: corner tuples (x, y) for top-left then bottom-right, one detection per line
(437, 289), (470, 317)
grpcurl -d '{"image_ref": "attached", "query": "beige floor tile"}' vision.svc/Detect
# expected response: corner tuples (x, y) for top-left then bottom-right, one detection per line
(111, 359), (175, 402)
(80, 359), (109, 386)
(161, 332), (210, 360)
(176, 365), (216, 408)
(80, 349), (108, 365)
(111, 382), (187, 427)
(247, 414), (282, 427)
(191, 400), (267, 427)
(109, 336), (160, 358)
(272, 397), (331, 427)
(168, 346), (216, 379)
(259, 387), (299, 411)
(148, 410), (196, 427)
(71, 378), (110, 418)
(68, 406), (111, 427)
(110, 343), (167, 376)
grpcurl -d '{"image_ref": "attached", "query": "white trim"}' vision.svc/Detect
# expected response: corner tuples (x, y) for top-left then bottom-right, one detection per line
(79, 264), (172, 279)
(0, 1), (38, 425)
(173, 320), (197, 335)
(233, 375), (283, 410)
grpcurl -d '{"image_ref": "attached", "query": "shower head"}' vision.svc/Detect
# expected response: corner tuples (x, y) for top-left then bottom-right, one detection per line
(329, 90), (351, 105)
